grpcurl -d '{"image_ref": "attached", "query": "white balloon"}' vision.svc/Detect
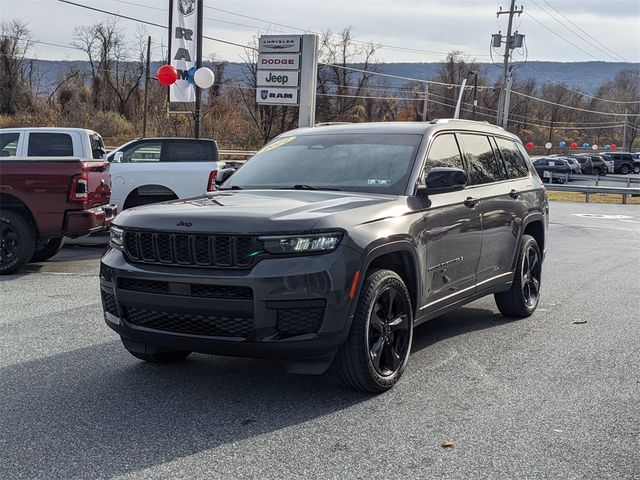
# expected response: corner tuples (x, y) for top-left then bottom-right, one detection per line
(545, 142), (552, 149)
(592, 144), (598, 150)
(194, 67), (215, 89)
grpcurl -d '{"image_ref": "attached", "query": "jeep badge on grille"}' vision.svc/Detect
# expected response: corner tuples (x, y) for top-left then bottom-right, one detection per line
(176, 220), (193, 227)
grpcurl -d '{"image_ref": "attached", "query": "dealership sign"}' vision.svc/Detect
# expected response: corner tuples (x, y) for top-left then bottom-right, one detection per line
(257, 87), (299, 105)
(257, 70), (299, 88)
(257, 53), (301, 71)
(169, 0), (199, 102)
(259, 36), (301, 53)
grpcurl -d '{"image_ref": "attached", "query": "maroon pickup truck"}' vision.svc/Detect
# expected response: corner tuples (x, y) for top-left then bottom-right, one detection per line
(0, 157), (116, 274)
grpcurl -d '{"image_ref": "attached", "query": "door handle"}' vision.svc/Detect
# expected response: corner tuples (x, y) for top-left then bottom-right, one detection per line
(464, 196), (479, 208)
(509, 189), (520, 199)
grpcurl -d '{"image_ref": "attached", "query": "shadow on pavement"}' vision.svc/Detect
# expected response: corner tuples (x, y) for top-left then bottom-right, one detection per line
(0, 305), (503, 479)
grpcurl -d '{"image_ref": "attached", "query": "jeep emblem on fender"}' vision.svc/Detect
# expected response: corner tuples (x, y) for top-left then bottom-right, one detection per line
(176, 220), (193, 227)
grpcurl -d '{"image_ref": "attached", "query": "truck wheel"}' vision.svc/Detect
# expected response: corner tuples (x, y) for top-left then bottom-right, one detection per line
(620, 164), (630, 175)
(30, 237), (65, 262)
(0, 210), (35, 275)
(633, 166), (640, 174)
(335, 269), (413, 393)
(495, 234), (542, 318)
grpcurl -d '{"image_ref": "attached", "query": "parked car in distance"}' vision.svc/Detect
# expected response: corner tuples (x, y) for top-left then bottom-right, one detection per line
(601, 152), (639, 174)
(105, 138), (225, 210)
(0, 128), (116, 274)
(101, 119), (548, 393)
(562, 157), (582, 175)
(532, 157), (571, 182)
(571, 155), (608, 175)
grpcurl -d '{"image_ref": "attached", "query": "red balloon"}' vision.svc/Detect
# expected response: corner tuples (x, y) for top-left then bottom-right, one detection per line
(157, 65), (178, 86)
(570, 142), (577, 150)
(525, 142), (534, 150)
(610, 144), (616, 151)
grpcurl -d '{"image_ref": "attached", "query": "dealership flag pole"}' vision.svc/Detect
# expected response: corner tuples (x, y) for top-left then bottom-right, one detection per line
(194, 0), (203, 138)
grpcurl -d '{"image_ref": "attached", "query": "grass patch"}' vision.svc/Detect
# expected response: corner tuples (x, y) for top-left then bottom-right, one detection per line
(548, 191), (640, 205)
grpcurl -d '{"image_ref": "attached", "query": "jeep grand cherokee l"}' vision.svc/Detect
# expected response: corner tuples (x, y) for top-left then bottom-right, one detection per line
(100, 120), (548, 392)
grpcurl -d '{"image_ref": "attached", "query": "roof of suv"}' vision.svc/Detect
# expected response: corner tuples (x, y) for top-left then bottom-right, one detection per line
(283, 119), (521, 141)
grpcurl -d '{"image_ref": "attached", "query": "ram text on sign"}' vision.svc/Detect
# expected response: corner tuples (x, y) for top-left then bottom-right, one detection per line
(257, 70), (300, 88)
(258, 35), (301, 53)
(257, 53), (301, 71)
(169, 0), (199, 103)
(256, 87), (299, 105)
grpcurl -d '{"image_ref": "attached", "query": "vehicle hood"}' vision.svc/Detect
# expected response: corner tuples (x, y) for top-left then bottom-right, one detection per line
(113, 189), (413, 234)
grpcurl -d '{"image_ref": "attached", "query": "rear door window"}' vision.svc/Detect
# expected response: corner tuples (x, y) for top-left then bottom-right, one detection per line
(495, 137), (529, 178)
(458, 133), (505, 184)
(27, 133), (73, 156)
(162, 141), (209, 162)
(0, 133), (19, 157)
(423, 133), (464, 178)
(123, 142), (162, 162)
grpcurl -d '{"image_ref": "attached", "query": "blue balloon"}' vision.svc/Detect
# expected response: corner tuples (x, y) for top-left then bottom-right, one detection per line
(186, 66), (197, 85)
(604, 144), (611, 150)
(582, 143), (589, 150)
(559, 141), (566, 148)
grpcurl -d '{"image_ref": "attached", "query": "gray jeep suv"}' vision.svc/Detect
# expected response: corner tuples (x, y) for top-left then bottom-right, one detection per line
(100, 120), (548, 392)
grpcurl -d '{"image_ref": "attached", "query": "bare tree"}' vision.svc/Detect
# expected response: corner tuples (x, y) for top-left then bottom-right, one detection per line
(0, 19), (35, 114)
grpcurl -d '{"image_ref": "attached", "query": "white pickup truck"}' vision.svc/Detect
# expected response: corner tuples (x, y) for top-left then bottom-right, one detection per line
(106, 138), (225, 209)
(0, 128), (226, 211)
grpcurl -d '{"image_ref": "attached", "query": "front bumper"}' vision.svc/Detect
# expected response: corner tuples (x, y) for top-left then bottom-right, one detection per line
(64, 204), (117, 237)
(99, 245), (360, 360)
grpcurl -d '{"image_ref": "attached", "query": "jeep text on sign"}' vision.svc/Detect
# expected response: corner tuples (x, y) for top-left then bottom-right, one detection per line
(258, 35), (301, 54)
(257, 54), (301, 71)
(255, 88), (299, 105)
(257, 70), (300, 88)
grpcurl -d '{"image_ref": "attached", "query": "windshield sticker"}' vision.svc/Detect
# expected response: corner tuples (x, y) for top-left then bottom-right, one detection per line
(367, 179), (391, 185)
(258, 136), (296, 154)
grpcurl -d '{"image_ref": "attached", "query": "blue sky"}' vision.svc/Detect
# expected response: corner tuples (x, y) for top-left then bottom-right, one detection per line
(2, 0), (639, 63)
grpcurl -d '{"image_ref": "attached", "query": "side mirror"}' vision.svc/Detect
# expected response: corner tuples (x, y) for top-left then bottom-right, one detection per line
(111, 151), (123, 163)
(421, 167), (467, 195)
(215, 168), (237, 186)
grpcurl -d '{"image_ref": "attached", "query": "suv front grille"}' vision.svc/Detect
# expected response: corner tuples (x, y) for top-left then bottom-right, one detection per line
(123, 231), (259, 268)
(123, 306), (253, 338)
(118, 277), (253, 299)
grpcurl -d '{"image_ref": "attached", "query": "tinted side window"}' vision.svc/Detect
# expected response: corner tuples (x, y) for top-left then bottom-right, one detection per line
(495, 137), (529, 179)
(27, 133), (73, 156)
(423, 134), (464, 178)
(0, 133), (19, 157)
(163, 141), (208, 162)
(124, 142), (162, 162)
(459, 133), (504, 184)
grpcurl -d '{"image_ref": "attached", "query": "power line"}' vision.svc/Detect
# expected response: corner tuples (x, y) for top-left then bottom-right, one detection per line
(528, 0), (625, 62)
(510, 90), (631, 116)
(523, 10), (598, 60)
(540, 0), (629, 62)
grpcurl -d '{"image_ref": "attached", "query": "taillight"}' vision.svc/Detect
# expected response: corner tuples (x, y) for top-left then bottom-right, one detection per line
(207, 170), (218, 192)
(69, 173), (89, 203)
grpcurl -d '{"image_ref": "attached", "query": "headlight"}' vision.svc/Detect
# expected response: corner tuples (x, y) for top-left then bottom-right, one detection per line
(110, 226), (124, 247)
(259, 232), (343, 254)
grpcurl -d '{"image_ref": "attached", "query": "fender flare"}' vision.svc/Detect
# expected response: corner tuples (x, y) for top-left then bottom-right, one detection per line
(348, 239), (422, 317)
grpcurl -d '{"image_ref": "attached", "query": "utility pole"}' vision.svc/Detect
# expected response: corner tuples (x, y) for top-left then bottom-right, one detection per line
(142, 35), (151, 138)
(194, 0), (203, 138)
(421, 84), (429, 121)
(495, 1), (524, 127)
(623, 108), (628, 150)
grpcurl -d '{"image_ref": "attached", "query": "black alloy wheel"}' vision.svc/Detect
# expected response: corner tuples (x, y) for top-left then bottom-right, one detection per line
(620, 165), (630, 175)
(0, 222), (19, 264)
(521, 244), (541, 309)
(0, 210), (35, 275)
(367, 286), (411, 377)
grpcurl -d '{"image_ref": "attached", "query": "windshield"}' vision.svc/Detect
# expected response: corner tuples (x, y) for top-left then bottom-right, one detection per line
(224, 133), (422, 195)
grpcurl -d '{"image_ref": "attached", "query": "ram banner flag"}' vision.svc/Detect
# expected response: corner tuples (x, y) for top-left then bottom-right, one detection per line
(169, 0), (199, 103)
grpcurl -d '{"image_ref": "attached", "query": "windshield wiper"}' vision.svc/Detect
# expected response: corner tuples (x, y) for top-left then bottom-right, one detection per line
(291, 184), (342, 191)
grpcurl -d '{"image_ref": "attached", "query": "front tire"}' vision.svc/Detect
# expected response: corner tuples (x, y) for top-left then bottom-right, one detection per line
(0, 210), (35, 275)
(495, 234), (542, 318)
(30, 236), (64, 262)
(620, 164), (630, 175)
(335, 269), (413, 393)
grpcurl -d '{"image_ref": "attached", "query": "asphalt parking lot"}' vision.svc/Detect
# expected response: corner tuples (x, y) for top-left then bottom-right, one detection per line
(1, 201), (639, 479)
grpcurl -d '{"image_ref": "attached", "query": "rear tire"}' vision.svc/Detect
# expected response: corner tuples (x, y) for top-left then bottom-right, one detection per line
(495, 235), (542, 318)
(335, 269), (413, 393)
(0, 210), (35, 275)
(30, 236), (64, 262)
(620, 164), (630, 175)
(633, 165), (640, 174)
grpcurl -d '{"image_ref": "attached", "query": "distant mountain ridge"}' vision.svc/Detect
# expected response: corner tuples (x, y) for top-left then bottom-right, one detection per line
(28, 59), (639, 94)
